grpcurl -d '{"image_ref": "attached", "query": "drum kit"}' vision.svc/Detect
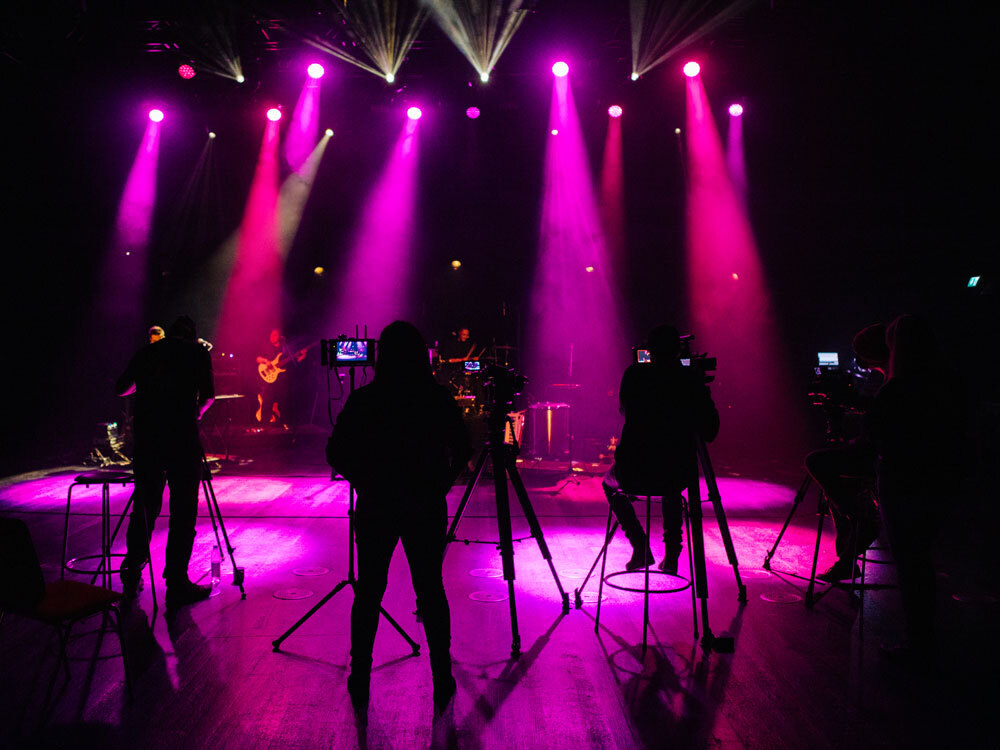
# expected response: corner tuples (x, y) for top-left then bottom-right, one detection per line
(434, 342), (518, 415)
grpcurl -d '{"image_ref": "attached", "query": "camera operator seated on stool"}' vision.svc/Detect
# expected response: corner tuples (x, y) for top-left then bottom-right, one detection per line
(805, 323), (888, 582)
(603, 325), (720, 574)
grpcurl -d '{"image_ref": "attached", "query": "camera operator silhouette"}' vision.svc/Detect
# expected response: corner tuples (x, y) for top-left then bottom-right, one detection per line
(116, 315), (215, 609)
(327, 321), (472, 711)
(603, 324), (720, 574)
(872, 314), (966, 661)
(805, 323), (888, 582)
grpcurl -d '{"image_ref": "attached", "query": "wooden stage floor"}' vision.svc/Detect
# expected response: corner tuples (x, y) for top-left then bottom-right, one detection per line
(1, 463), (997, 748)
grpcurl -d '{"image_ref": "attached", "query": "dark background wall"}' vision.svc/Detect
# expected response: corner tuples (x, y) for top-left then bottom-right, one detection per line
(1, 1), (997, 475)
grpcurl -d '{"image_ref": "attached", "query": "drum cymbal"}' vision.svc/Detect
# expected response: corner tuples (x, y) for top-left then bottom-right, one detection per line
(493, 345), (518, 350)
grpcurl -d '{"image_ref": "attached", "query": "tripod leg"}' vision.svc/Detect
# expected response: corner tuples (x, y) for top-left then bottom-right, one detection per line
(378, 605), (421, 655)
(686, 475), (715, 649)
(575, 516), (619, 609)
(200, 457), (246, 597)
(491, 445), (521, 659)
(444, 448), (489, 557)
(272, 580), (351, 651)
(697, 440), (746, 601)
(507, 457), (569, 613)
(763, 474), (812, 570)
(805, 495), (829, 608)
(684, 496), (698, 639)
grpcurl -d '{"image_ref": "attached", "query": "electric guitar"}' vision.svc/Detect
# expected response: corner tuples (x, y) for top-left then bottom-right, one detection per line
(257, 343), (315, 384)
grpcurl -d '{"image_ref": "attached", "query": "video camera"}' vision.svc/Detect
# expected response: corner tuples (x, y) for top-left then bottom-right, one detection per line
(482, 364), (527, 415)
(320, 336), (376, 368)
(633, 333), (717, 383)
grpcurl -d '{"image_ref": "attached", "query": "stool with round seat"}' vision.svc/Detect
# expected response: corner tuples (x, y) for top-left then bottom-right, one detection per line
(61, 470), (157, 610)
(577, 492), (698, 659)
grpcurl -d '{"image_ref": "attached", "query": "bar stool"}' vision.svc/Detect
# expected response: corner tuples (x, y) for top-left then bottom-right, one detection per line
(590, 493), (698, 659)
(61, 470), (157, 610)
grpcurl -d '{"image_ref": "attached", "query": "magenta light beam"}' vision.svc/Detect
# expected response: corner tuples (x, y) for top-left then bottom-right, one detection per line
(528, 72), (627, 446)
(726, 103), (747, 206)
(217, 117), (282, 356)
(285, 73), (321, 172)
(328, 117), (421, 335)
(684, 74), (803, 467)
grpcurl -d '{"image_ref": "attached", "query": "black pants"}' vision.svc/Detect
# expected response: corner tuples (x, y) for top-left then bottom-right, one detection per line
(351, 496), (451, 680)
(878, 470), (938, 650)
(805, 442), (880, 560)
(125, 442), (202, 584)
(602, 465), (684, 558)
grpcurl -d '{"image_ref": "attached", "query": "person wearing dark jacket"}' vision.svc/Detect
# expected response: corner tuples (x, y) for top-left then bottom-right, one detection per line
(604, 325), (720, 574)
(116, 315), (215, 609)
(327, 321), (472, 711)
(871, 314), (966, 661)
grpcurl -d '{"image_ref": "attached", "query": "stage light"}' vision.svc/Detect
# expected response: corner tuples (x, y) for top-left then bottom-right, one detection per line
(732, 272), (740, 280)
(208, 131), (217, 139)
(314, 266), (325, 276)
(968, 275), (981, 287)
(683, 61), (701, 77)
(480, 72), (489, 83)
(178, 64), (195, 80)
(386, 72), (395, 83)
(266, 108), (282, 122)
(729, 103), (744, 117)
(148, 109), (164, 123)
(551, 129), (559, 135)
(631, 72), (639, 81)
(307, 63), (325, 79)
(407, 106), (422, 121)
(552, 61), (569, 77)
(451, 260), (462, 269)
(608, 105), (623, 118)
(675, 128), (682, 134)
(325, 128), (334, 137)
(236, 74), (245, 83)
(585, 266), (595, 273)
(466, 107), (480, 119)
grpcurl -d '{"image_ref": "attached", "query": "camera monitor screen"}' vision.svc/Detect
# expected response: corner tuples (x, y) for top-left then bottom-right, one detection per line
(680, 358), (691, 367)
(336, 339), (371, 365)
(464, 360), (481, 373)
(817, 352), (839, 367)
(635, 348), (652, 364)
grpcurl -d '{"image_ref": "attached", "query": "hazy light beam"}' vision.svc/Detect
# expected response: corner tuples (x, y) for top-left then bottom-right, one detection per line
(285, 75), (321, 172)
(425, 0), (530, 80)
(528, 75), (628, 447)
(328, 119), (421, 335)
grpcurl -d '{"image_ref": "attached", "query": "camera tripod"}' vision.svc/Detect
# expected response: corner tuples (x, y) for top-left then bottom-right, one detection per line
(573, 436), (745, 654)
(761, 455), (877, 608)
(445, 411), (570, 659)
(271, 366), (420, 655)
(199, 448), (246, 599)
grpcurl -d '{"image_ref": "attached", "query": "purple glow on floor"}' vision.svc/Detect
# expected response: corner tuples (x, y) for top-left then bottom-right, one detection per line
(684, 75), (804, 466)
(284, 76), (321, 173)
(328, 118), (421, 336)
(527, 74), (628, 447)
(217, 118), (282, 355)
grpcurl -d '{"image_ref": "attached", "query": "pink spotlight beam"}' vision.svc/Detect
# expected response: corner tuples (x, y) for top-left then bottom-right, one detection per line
(307, 63), (325, 79)
(285, 73), (321, 172)
(729, 103), (744, 117)
(608, 105), (623, 118)
(266, 108), (282, 122)
(683, 61), (701, 77)
(148, 108), (164, 122)
(407, 106), (423, 121)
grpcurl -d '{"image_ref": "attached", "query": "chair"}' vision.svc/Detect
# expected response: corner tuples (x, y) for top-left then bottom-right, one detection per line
(0, 517), (132, 697)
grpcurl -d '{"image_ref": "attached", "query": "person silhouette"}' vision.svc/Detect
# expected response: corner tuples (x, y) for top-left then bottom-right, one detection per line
(116, 315), (215, 609)
(327, 321), (472, 711)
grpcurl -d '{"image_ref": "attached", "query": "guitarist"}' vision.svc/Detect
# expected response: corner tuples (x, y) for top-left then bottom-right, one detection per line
(255, 328), (307, 425)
